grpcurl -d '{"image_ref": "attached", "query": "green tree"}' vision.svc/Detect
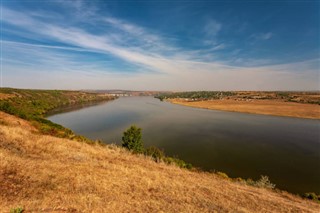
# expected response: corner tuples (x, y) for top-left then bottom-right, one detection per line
(122, 125), (144, 153)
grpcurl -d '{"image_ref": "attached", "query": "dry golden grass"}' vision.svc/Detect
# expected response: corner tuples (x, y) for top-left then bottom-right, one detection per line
(169, 99), (320, 119)
(0, 112), (319, 212)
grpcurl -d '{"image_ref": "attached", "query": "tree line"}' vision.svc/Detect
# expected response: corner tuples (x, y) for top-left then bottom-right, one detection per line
(155, 91), (235, 101)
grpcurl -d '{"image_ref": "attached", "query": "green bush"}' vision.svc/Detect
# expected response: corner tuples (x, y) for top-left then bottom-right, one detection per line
(216, 171), (229, 179)
(10, 207), (24, 213)
(244, 175), (275, 189)
(164, 157), (192, 169)
(303, 192), (320, 202)
(234, 177), (246, 184)
(245, 178), (255, 186)
(143, 146), (192, 169)
(254, 175), (276, 189)
(122, 125), (144, 153)
(144, 146), (165, 162)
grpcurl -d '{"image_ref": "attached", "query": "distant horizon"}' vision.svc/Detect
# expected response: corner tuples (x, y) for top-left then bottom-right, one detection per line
(1, 1), (319, 90)
(1, 86), (319, 93)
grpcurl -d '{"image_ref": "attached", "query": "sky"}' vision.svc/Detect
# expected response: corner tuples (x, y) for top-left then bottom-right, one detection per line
(1, 0), (319, 91)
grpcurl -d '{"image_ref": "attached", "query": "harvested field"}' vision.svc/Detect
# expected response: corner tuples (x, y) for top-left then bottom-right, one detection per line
(169, 99), (320, 119)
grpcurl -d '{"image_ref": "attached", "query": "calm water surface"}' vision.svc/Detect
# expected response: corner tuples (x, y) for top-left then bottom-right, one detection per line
(48, 97), (320, 194)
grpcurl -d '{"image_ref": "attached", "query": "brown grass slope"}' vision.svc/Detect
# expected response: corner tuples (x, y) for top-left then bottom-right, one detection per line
(0, 112), (319, 213)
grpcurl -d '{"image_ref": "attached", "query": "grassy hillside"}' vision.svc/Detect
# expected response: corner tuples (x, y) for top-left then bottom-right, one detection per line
(1, 112), (319, 212)
(0, 88), (115, 141)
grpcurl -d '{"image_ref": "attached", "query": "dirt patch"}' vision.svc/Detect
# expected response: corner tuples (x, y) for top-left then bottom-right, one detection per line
(0, 111), (37, 131)
(0, 93), (15, 100)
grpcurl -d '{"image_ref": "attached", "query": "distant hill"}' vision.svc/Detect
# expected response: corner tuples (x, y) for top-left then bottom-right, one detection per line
(83, 89), (173, 96)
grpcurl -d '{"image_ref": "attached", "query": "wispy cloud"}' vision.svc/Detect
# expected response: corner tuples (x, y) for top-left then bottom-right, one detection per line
(202, 19), (222, 46)
(1, 3), (318, 91)
(209, 43), (226, 51)
(54, 0), (98, 18)
(204, 19), (222, 37)
(104, 17), (176, 53)
(3, 40), (92, 53)
(251, 32), (274, 41)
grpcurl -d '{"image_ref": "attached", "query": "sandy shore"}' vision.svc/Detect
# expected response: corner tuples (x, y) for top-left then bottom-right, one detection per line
(169, 99), (320, 119)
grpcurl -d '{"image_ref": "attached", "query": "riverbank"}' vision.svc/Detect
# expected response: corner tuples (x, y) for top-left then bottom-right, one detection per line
(168, 99), (320, 119)
(1, 111), (319, 212)
(0, 88), (115, 140)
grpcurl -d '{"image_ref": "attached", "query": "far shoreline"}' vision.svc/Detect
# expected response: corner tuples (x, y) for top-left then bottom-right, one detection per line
(167, 99), (320, 120)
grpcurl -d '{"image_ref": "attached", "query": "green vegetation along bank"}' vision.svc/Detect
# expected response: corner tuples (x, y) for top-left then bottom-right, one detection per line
(155, 91), (320, 104)
(0, 88), (115, 141)
(0, 88), (193, 170)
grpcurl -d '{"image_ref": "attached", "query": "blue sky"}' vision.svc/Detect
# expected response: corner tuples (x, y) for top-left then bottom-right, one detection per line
(1, 0), (319, 90)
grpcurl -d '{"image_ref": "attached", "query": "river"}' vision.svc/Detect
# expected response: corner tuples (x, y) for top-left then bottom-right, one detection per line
(48, 96), (320, 194)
